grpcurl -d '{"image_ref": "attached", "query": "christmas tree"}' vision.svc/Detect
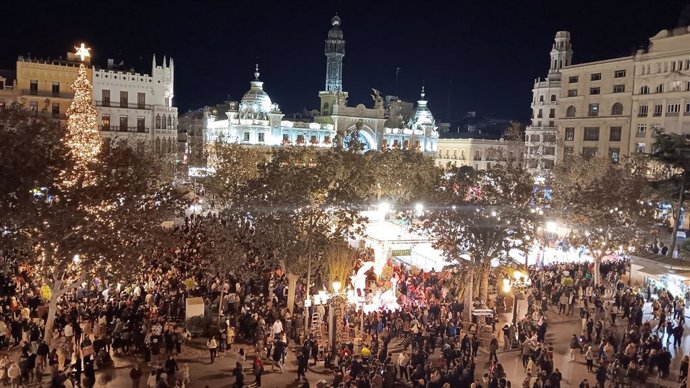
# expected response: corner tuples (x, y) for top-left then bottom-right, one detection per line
(62, 63), (101, 186)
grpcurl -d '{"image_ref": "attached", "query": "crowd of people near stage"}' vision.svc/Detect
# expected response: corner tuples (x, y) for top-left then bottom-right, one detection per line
(2, 209), (690, 388)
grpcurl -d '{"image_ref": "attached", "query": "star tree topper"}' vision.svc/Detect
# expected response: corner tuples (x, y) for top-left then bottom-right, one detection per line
(74, 43), (91, 62)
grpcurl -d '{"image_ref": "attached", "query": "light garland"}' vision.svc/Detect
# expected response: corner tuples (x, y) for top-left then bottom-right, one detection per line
(61, 63), (101, 187)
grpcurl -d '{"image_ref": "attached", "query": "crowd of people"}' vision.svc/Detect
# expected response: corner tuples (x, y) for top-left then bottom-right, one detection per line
(3, 205), (690, 388)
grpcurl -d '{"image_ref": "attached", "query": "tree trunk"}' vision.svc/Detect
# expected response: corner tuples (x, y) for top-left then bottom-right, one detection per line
(669, 176), (686, 257)
(286, 273), (299, 315)
(218, 289), (225, 324)
(477, 260), (491, 306)
(44, 281), (63, 346)
(593, 254), (602, 285)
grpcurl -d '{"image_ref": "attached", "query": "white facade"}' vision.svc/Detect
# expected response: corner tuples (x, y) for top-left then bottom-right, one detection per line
(525, 31), (573, 177)
(202, 15), (439, 160)
(436, 138), (525, 170)
(631, 26), (690, 155)
(92, 55), (177, 154)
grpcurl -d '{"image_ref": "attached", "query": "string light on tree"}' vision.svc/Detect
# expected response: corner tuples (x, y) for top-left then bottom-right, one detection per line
(61, 45), (101, 187)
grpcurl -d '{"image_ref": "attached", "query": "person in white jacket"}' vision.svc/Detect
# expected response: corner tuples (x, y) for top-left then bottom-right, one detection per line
(7, 361), (20, 388)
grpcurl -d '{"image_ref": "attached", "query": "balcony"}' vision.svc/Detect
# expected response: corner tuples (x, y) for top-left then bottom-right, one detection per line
(21, 89), (73, 99)
(101, 126), (149, 133)
(666, 112), (679, 117)
(96, 101), (152, 110)
(637, 112), (648, 117)
(636, 131), (646, 138)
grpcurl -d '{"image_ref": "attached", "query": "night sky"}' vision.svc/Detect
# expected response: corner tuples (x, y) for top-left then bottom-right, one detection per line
(2, 0), (687, 122)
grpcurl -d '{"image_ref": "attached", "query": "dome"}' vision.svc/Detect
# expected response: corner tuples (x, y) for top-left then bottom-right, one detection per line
(239, 65), (273, 119)
(407, 86), (435, 130)
(328, 15), (343, 40)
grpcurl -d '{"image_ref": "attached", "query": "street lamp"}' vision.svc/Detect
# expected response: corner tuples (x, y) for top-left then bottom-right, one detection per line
(414, 203), (424, 216)
(506, 272), (529, 325)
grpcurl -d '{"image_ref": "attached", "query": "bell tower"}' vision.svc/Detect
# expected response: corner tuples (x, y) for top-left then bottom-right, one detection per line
(548, 31), (573, 78)
(324, 15), (345, 92)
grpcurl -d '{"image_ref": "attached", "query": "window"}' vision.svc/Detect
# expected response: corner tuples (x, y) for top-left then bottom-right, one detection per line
(537, 109), (543, 118)
(564, 146), (574, 156)
(583, 127), (600, 141)
(611, 102), (623, 115)
(549, 108), (555, 118)
(613, 85), (625, 93)
(544, 159), (555, 169)
(243, 132), (250, 142)
(282, 134), (290, 143)
(137, 117), (145, 132)
(324, 135), (331, 144)
(582, 147), (598, 159)
(609, 126), (622, 141)
(686, 103), (690, 114)
(51, 82), (60, 97)
(543, 134), (557, 143)
(640, 86), (649, 94)
(162, 115), (167, 129)
(590, 87), (600, 95)
(588, 103), (599, 116)
(543, 147), (555, 156)
(101, 114), (110, 131)
(653, 104), (663, 117)
(569, 76), (579, 83)
(636, 124), (646, 138)
(636, 143), (646, 153)
(137, 93), (146, 109)
(310, 135), (318, 144)
(655, 84), (664, 93)
(614, 70), (626, 78)
(688, 81), (690, 91)
(539, 95), (544, 103)
(531, 134), (540, 142)
(155, 114), (161, 129)
(474, 150), (481, 161)
(29, 80), (38, 95)
(297, 134), (305, 144)
(102, 90), (110, 106)
(548, 121), (554, 127)
(550, 94), (557, 102)
(591, 73), (602, 81)
(565, 127), (575, 141)
(638, 105), (648, 117)
(119, 115), (128, 131)
(167, 116), (172, 129)
(29, 101), (37, 112)
(51, 103), (59, 118)
(667, 104), (681, 115)
(567, 89), (578, 97)
(609, 148), (620, 163)
(258, 132), (265, 142)
(566, 105), (576, 117)
(120, 91), (128, 108)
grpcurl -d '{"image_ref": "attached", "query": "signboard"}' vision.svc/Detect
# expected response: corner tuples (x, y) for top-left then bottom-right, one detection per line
(185, 297), (205, 320)
(391, 249), (411, 257)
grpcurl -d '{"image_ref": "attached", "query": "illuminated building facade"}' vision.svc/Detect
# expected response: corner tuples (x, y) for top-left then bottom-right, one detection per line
(92, 55), (178, 154)
(202, 15), (439, 161)
(0, 70), (17, 108)
(525, 31), (573, 177)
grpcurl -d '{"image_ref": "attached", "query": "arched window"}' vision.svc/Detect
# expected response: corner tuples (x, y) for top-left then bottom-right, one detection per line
(566, 105), (576, 117)
(550, 94), (557, 102)
(323, 102), (329, 110)
(162, 116), (167, 129)
(155, 115), (161, 129)
(611, 102), (623, 116)
(167, 116), (172, 129)
(640, 86), (649, 94)
(539, 95), (544, 103)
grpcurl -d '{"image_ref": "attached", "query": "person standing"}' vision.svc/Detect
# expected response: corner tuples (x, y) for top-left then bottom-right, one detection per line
(207, 337), (218, 364)
(489, 335), (499, 362)
(130, 364), (143, 388)
(569, 334), (579, 362)
(232, 361), (244, 388)
(252, 357), (264, 387)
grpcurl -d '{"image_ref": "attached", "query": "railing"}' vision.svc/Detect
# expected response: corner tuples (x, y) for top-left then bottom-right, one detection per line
(101, 126), (149, 133)
(666, 112), (679, 117)
(96, 101), (151, 110)
(21, 89), (73, 99)
(637, 112), (648, 117)
(636, 132), (646, 138)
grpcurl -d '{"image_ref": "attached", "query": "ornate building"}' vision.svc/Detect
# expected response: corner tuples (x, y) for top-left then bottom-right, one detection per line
(92, 55), (178, 154)
(524, 31), (573, 178)
(201, 15), (439, 165)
